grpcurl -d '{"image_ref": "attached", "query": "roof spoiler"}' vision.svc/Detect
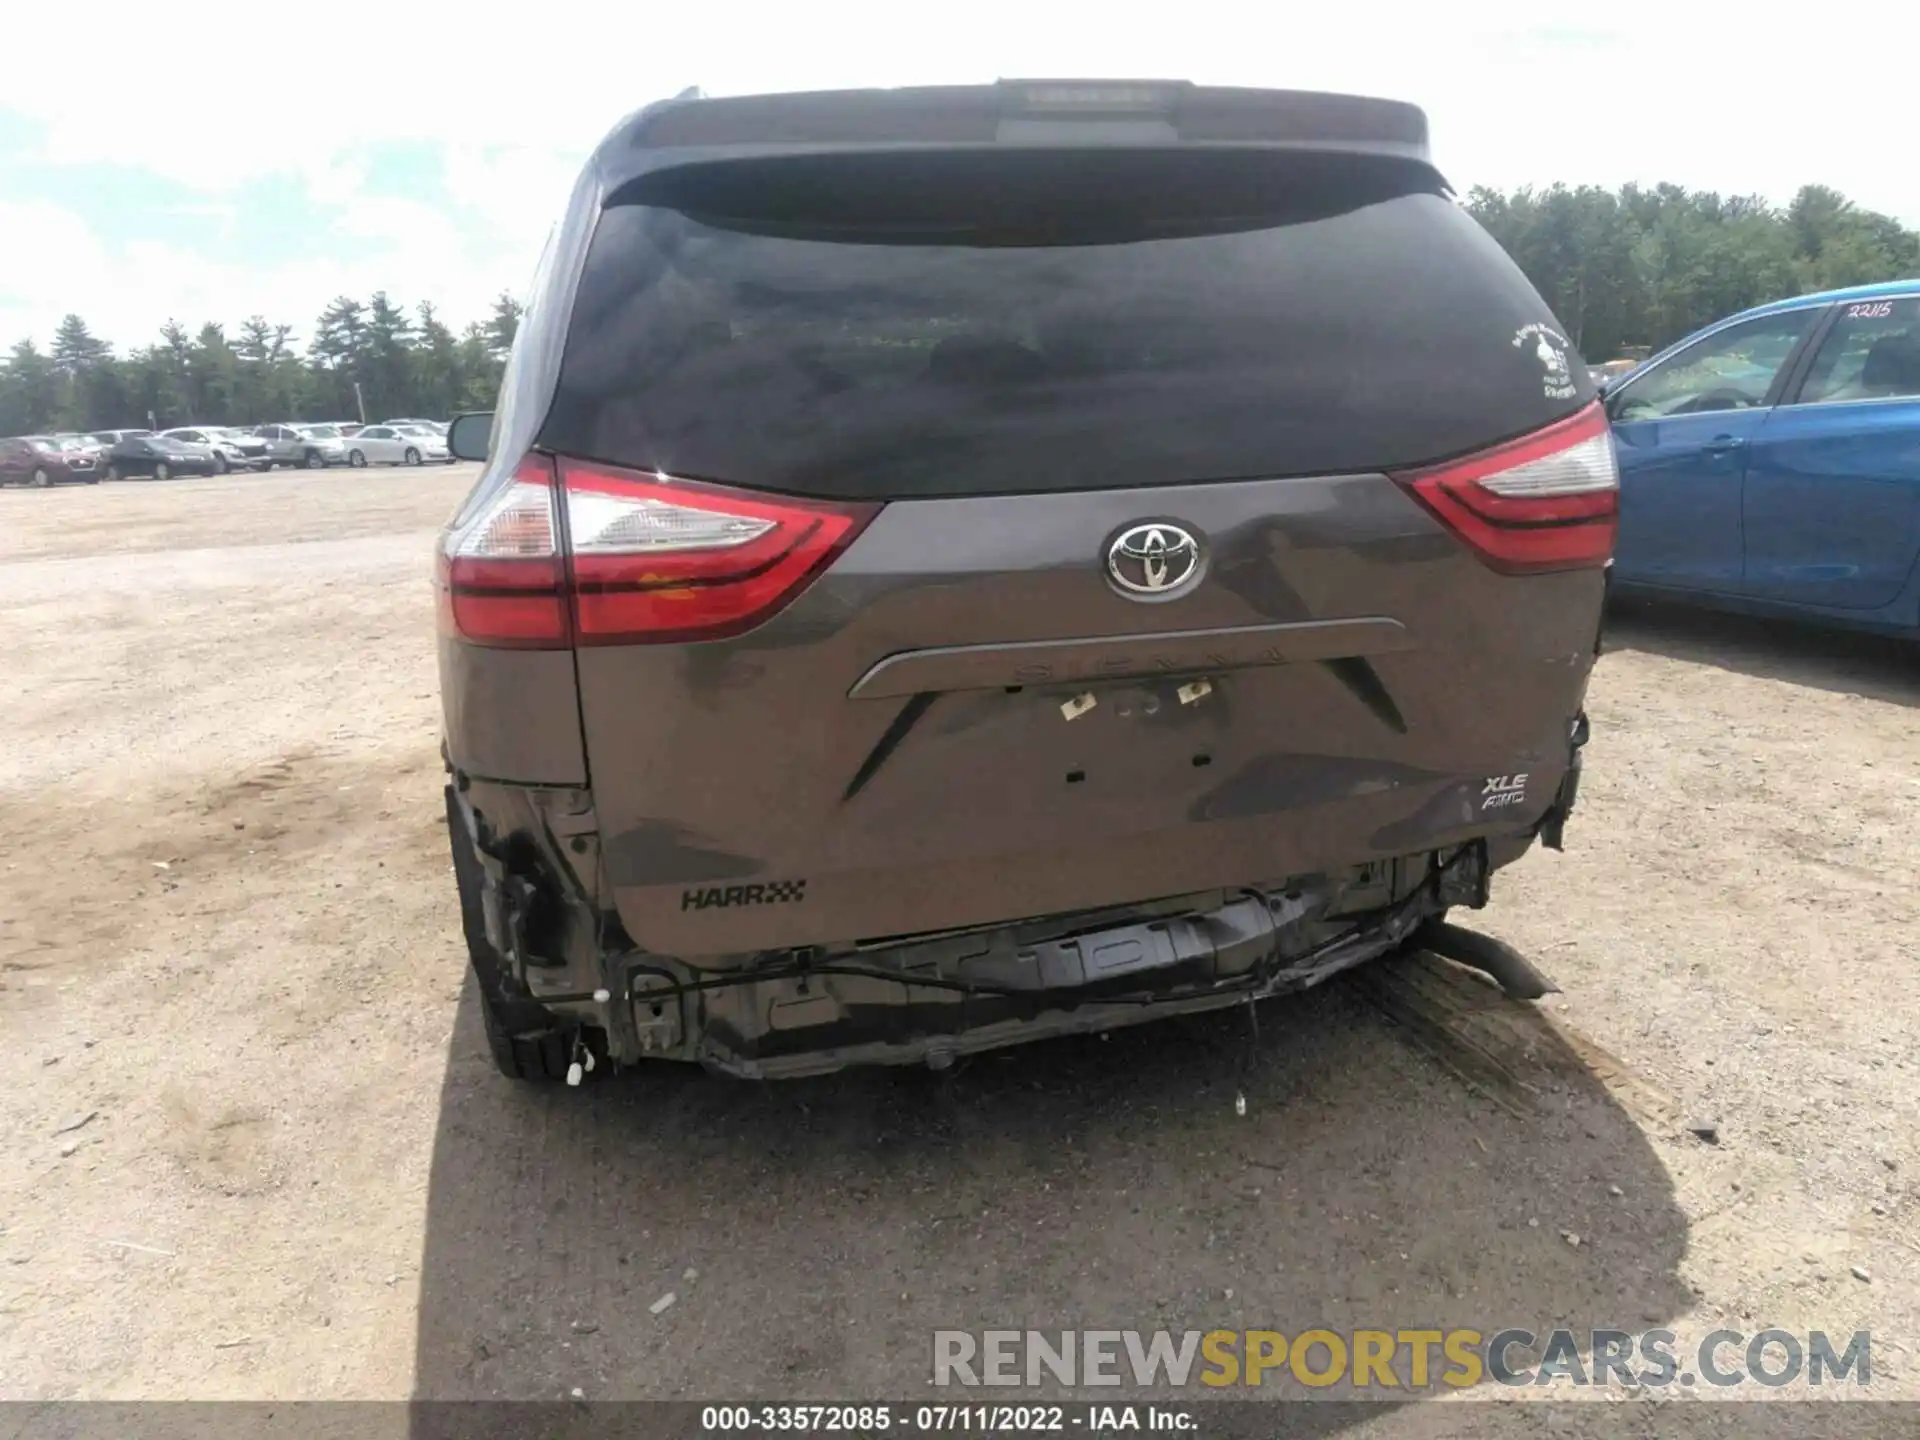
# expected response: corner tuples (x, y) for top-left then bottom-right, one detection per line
(596, 80), (1435, 180)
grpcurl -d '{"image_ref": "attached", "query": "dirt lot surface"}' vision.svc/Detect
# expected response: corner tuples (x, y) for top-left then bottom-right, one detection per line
(2, 468), (1917, 1423)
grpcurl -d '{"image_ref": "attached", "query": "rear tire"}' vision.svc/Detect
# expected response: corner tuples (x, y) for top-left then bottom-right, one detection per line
(404, 447), (420, 466)
(303, 449), (322, 469)
(107, 464), (122, 483)
(213, 453), (229, 475)
(31, 467), (50, 488)
(349, 448), (366, 468)
(155, 462), (172, 482)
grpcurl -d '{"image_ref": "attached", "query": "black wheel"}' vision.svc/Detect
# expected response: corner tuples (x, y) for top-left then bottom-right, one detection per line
(348, 448), (366, 468)
(445, 787), (600, 1083)
(404, 446), (421, 466)
(107, 464), (122, 483)
(303, 449), (322, 469)
(212, 453), (229, 474)
(155, 462), (172, 482)
(31, 467), (50, 488)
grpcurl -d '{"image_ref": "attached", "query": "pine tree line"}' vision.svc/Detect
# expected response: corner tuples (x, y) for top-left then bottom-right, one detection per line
(1463, 182), (1920, 362)
(0, 292), (524, 436)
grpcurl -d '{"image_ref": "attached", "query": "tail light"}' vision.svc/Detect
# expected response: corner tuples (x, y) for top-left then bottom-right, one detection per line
(438, 454), (875, 648)
(439, 455), (567, 647)
(1392, 402), (1618, 574)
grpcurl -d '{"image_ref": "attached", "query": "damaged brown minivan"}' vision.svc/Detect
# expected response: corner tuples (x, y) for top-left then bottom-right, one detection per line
(436, 81), (1612, 1082)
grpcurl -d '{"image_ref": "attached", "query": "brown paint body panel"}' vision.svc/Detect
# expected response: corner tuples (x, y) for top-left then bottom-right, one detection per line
(438, 638), (585, 785)
(573, 474), (1600, 957)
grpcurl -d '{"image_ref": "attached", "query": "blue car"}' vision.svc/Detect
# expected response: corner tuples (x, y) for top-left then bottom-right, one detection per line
(1605, 278), (1920, 638)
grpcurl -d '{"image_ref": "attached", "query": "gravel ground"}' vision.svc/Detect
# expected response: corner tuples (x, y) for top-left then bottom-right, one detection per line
(1, 468), (1916, 1419)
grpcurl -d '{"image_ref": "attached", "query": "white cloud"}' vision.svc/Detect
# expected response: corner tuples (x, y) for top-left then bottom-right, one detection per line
(12, 2), (1920, 216)
(0, 199), (518, 353)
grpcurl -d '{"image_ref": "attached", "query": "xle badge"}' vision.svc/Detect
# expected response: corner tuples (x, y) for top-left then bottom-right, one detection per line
(1481, 774), (1530, 811)
(681, 880), (808, 911)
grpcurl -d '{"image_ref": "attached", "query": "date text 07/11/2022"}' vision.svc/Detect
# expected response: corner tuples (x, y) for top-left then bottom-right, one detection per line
(698, 1403), (1196, 1432)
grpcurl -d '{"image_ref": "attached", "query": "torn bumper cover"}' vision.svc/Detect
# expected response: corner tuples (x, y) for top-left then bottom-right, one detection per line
(580, 847), (1493, 1078)
(1536, 709), (1590, 853)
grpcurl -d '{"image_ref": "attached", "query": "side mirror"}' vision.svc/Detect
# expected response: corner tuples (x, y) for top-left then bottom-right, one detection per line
(447, 411), (494, 463)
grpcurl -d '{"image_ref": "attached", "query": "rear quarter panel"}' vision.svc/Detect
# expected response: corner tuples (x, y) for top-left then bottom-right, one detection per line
(438, 640), (586, 785)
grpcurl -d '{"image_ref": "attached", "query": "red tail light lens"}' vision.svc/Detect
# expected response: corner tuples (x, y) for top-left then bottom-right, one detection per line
(1392, 402), (1618, 574)
(438, 454), (877, 648)
(439, 455), (568, 648)
(559, 458), (875, 645)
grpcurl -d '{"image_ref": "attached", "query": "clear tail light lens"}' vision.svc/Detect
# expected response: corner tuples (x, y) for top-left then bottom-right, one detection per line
(438, 456), (568, 648)
(1392, 402), (1619, 574)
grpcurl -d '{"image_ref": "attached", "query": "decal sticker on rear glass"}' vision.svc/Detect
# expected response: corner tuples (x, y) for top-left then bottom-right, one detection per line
(1514, 323), (1579, 401)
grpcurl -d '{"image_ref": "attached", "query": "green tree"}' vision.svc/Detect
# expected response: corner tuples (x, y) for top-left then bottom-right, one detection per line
(484, 291), (523, 362)
(235, 316), (303, 421)
(191, 323), (240, 421)
(1466, 180), (1920, 359)
(455, 322), (503, 408)
(362, 291), (417, 418)
(0, 340), (60, 434)
(412, 302), (461, 419)
(50, 314), (112, 376)
(309, 297), (370, 419)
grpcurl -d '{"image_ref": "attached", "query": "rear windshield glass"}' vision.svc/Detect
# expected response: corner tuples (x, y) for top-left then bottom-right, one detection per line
(543, 151), (1587, 500)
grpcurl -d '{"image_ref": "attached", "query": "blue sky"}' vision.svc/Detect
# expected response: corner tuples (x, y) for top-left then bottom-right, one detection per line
(4, 2), (1917, 352)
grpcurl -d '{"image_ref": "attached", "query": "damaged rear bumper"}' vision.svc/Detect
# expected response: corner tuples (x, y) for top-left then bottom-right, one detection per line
(524, 844), (1489, 1079)
(448, 749), (1572, 1079)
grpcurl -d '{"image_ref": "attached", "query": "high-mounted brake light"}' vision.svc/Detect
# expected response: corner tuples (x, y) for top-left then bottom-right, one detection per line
(437, 454), (875, 648)
(1392, 402), (1618, 575)
(1003, 80), (1176, 114)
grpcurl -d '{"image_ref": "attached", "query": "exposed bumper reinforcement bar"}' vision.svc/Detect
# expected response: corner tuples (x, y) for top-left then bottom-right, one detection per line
(592, 846), (1493, 1078)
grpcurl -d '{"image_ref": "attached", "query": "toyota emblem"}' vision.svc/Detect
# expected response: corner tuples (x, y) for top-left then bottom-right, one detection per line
(1106, 522), (1203, 599)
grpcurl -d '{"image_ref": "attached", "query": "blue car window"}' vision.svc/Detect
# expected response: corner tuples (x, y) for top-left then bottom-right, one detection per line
(1796, 297), (1920, 404)
(1613, 309), (1815, 421)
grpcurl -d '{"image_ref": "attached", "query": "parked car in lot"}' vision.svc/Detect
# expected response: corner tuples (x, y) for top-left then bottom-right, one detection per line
(344, 424), (450, 466)
(436, 81), (1613, 1084)
(104, 434), (222, 481)
(88, 428), (152, 448)
(1607, 279), (1920, 638)
(158, 426), (268, 473)
(253, 423), (349, 469)
(0, 435), (102, 486)
(380, 416), (447, 435)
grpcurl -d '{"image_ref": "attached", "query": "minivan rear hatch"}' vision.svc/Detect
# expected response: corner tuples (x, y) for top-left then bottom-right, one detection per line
(517, 137), (1604, 955)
